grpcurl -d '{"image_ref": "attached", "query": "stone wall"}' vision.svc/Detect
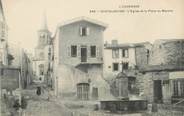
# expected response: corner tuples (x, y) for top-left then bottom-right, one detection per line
(137, 73), (154, 103)
(1, 68), (19, 91)
(150, 39), (184, 66)
(135, 46), (149, 69)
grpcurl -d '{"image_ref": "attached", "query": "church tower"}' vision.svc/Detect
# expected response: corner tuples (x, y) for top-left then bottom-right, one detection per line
(0, 0), (8, 65)
(37, 12), (51, 47)
(33, 12), (53, 84)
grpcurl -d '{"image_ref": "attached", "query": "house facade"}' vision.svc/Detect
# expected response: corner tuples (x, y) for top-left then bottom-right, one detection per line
(53, 17), (110, 100)
(0, 0), (8, 65)
(21, 50), (33, 89)
(103, 40), (152, 96)
(139, 39), (184, 104)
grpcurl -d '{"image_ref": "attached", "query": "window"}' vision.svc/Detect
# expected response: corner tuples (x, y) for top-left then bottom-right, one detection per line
(147, 49), (150, 57)
(80, 27), (89, 36)
(39, 52), (44, 59)
(173, 80), (184, 97)
(122, 62), (129, 70)
(1, 24), (5, 38)
(71, 45), (77, 57)
(113, 63), (119, 71)
(0, 69), (3, 76)
(122, 49), (128, 58)
(39, 64), (44, 75)
(112, 49), (119, 58)
(77, 83), (89, 100)
(159, 45), (162, 49)
(90, 46), (96, 57)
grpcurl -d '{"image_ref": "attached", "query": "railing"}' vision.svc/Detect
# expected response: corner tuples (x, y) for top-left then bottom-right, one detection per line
(174, 99), (184, 106)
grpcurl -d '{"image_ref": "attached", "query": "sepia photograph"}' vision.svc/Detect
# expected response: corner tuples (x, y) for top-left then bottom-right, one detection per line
(0, 0), (184, 115)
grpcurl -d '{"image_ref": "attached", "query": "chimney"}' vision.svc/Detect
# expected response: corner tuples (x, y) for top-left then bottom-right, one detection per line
(111, 40), (118, 46)
(104, 41), (108, 47)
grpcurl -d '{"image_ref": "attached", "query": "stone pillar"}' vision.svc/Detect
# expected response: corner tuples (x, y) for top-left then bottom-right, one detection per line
(116, 72), (129, 99)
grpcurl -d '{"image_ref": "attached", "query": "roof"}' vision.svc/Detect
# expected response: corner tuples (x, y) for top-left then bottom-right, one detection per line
(140, 64), (184, 73)
(154, 39), (184, 45)
(58, 16), (108, 28)
(104, 42), (151, 49)
(0, 65), (20, 70)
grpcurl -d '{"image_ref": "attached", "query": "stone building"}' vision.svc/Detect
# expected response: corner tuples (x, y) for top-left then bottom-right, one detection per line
(0, 66), (20, 94)
(33, 13), (54, 86)
(0, 0), (8, 65)
(0, 50), (33, 88)
(139, 39), (184, 105)
(103, 40), (152, 96)
(149, 39), (184, 66)
(53, 17), (110, 100)
(21, 50), (33, 89)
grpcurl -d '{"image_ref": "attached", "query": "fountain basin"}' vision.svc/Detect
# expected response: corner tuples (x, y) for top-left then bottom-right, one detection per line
(100, 100), (147, 113)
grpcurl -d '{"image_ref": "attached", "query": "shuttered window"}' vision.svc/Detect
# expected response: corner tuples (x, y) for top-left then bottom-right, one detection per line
(122, 62), (129, 70)
(113, 63), (119, 71)
(122, 49), (128, 58)
(173, 80), (184, 97)
(90, 46), (96, 57)
(112, 49), (119, 58)
(71, 45), (77, 57)
(79, 27), (90, 36)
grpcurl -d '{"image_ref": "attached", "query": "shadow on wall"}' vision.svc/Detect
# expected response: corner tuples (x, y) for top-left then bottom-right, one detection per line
(56, 64), (114, 100)
(56, 64), (88, 96)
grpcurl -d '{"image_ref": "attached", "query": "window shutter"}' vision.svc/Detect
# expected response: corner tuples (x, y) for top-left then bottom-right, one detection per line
(78, 46), (81, 58)
(67, 46), (71, 57)
(87, 46), (90, 58)
(79, 27), (83, 36)
(86, 27), (90, 36)
(96, 46), (99, 57)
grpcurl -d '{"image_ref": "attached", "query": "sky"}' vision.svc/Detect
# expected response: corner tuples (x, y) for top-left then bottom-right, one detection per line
(2, 0), (184, 53)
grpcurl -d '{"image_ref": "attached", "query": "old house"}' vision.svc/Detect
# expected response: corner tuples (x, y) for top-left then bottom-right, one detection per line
(139, 39), (184, 104)
(0, 66), (20, 92)
(103, 40), (152, 96)
(33, 13), (54, 86)
(0, 0), (8, 65)
(21, 51), (33, 88)
(53, 17), (110, 100)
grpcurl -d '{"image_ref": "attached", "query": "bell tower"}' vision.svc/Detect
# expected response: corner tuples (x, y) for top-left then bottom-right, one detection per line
(37, 12), (51, 47)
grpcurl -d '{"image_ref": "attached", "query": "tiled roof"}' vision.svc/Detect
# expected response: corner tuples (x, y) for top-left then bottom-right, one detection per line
(0, 65), (20, 70)
(104, 42), (151, 49)
(58, 16), (108, 28)
(140, 64), (184, 72)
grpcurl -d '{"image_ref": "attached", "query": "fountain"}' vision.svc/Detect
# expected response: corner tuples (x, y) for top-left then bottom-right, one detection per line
(100, 72), (147, 113)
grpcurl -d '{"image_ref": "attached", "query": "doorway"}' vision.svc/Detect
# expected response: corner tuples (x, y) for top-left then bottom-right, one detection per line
(154, 80), (163, 103)
(81, 47), (87, 62)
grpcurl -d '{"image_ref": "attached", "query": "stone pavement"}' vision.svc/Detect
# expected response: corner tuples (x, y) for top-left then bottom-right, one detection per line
(23, 99), (72, 116)
(21, 84), (73, 116)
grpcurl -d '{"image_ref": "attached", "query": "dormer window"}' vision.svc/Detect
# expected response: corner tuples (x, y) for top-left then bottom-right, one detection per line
(80, 27), (90, 36)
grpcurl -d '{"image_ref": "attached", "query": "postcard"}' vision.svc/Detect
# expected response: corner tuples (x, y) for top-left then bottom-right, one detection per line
(0, 0), (184, 116)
